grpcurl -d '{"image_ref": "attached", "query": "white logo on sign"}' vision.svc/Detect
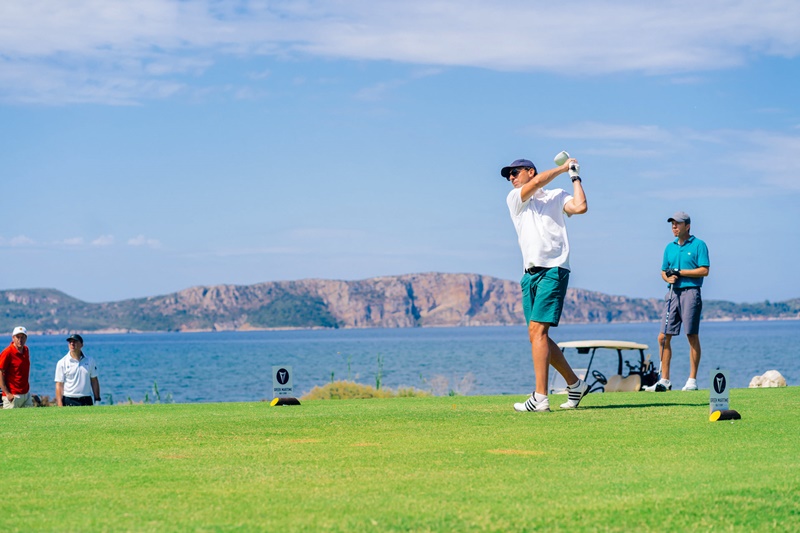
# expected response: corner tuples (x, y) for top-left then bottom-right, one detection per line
(277, 369), (289, 384)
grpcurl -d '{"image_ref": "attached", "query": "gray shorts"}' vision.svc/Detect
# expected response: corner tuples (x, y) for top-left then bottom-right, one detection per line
(2, 392), (33, 409)
(663, 287), (702, 336)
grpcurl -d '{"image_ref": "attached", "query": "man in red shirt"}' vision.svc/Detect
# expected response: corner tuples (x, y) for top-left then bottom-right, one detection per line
(0, 326), (33, 409)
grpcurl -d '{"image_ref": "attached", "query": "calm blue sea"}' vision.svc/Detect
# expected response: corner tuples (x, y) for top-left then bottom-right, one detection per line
(22, 320), (799, 404)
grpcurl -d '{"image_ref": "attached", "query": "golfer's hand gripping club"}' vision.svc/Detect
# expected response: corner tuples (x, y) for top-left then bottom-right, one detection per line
(569, 161), (580, 179)
(664, 268), (680, 285)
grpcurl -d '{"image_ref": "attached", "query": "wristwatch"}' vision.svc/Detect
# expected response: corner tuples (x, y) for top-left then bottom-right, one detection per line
(571, 176), (581, 183)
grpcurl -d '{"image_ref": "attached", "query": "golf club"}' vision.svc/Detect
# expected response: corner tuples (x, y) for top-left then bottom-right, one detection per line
(656, 282), (674, 386)
(554, 150), (570, 166)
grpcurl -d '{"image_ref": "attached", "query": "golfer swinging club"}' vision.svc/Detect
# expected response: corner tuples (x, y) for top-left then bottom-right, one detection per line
(501, 155), (589, 412)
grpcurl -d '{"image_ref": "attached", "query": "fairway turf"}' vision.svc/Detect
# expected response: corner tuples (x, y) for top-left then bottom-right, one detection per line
(1, 388), (798, 531)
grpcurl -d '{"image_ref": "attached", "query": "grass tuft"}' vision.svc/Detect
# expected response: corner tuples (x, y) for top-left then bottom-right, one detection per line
(301, 379), (430, 400)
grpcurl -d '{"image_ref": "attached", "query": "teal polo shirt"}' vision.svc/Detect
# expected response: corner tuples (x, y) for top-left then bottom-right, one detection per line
(662, 235), (709, 289)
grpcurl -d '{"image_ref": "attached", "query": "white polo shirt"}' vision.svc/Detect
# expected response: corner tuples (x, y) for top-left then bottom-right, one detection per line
(54, 352), (98, 397)
(507, 187), (573, 271)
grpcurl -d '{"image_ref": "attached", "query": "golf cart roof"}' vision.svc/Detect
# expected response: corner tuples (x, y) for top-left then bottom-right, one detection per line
(557, 340), (649, 350)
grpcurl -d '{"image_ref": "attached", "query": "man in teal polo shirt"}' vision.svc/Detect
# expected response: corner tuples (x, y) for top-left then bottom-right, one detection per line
(647, 211), (710, 392)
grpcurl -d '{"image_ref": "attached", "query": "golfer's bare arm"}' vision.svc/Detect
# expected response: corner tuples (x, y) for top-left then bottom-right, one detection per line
(564, 180), (587, 215)
(519, 162), (571, 202)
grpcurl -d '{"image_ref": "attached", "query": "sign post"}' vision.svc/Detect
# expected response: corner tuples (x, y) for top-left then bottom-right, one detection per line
(709, 369), (729, 413)
(708, 368), (740, 421)
(272, 366), (293, 398)
(271, 366), (299, 406)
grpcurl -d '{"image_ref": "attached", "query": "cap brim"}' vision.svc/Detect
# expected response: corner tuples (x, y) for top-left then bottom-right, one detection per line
(501, 167), (512, 178)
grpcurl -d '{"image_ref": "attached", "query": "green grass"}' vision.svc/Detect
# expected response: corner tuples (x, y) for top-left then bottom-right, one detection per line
(1, 388), (798, 532)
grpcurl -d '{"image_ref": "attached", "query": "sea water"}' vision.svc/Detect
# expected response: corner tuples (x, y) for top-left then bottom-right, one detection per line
(22, 320), (798, 403)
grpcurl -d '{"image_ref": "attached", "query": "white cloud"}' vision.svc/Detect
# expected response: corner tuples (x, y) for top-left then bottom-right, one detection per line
(0, 234), (170, 250)
(91, 235), (115, 246)
(185, 247), (310, 259)
(646, 187), (766, 200)
(0, 59), (186, 105)
(548, 123), (674, 143)
(127, 235), (162, 248)
(355, 79), (406, 102)
(729, 130), (800, 190)
(289, 227), (367, 240)
(2, 1), (800, 104)
(8, 235), (36, 246)
(355, 67), (442, 101)
(247, 69), (271, 80)
(527, 120), (800, 193)
(232, 86), (268, 100)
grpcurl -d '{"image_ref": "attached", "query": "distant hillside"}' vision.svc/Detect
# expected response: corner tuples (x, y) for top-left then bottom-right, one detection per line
(1, 273), (798, 334)
(702, 298), (800, 320)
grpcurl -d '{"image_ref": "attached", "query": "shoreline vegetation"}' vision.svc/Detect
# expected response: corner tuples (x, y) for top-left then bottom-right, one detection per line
(3, 273), (799, 335)
(26, 377), (465, 407)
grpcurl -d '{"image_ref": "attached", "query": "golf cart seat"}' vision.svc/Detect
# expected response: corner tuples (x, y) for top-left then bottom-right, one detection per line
(605, 374), (642, 392)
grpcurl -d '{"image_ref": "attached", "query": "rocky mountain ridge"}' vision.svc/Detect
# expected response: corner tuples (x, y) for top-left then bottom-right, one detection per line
(1, 272), (798, 334)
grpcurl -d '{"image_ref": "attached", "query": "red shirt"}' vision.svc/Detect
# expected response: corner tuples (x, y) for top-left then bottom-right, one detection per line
(0, 343), (30, 395)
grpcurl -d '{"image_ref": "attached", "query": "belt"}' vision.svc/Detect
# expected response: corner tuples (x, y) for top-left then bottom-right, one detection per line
(525, 266), (548, 275)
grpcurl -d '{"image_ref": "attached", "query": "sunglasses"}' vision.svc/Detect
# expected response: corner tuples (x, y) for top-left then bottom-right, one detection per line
(509, 167), (530, 178)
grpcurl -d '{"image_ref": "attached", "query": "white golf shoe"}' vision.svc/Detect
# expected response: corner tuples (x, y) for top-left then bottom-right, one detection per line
(643, 378), (672, 392)
(560, 379), (589, 409)
(514, 392), (550, 412)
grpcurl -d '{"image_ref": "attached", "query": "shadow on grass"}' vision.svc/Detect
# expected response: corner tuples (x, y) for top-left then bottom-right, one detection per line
(583, 402), (708, 410)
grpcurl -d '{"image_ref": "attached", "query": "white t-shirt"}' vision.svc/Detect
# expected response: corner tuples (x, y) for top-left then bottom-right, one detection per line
(54, 352), (98, 397)
(507, 187), (573, 271)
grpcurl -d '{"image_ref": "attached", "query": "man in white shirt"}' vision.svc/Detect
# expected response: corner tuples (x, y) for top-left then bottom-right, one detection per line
(55, 334), (101, 406)
(502, 156), (590, 412)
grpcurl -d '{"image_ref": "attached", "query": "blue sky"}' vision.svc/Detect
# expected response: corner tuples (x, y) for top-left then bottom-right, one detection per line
(2, 0), (799, 304)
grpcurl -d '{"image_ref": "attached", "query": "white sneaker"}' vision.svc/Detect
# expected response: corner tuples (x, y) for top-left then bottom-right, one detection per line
(560, 379), (589, 409)
(643, 378), (672, 392)
(682, 379), (698, 391)
(514, 392), (550, 412)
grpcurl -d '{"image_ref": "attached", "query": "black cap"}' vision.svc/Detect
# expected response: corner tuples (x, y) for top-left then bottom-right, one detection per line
(66, 334), (84, 344)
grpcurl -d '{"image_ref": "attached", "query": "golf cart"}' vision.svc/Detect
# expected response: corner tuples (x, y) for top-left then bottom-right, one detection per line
(550, 340), (658, 394)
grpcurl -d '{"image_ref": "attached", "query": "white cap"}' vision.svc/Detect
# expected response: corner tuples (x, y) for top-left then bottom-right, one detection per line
(12, 326), (27, 336)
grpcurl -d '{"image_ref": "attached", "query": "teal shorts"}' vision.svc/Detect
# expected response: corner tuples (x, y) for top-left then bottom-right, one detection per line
(521, 267), (570, 326)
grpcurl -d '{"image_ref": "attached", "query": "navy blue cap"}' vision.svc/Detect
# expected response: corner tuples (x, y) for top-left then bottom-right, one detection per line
(501, 159), (537, 178)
